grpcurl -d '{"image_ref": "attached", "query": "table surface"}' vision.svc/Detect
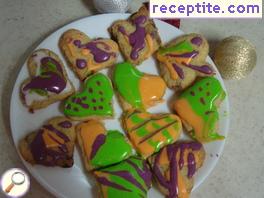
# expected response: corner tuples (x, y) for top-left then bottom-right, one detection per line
(0, 0), (263, 198)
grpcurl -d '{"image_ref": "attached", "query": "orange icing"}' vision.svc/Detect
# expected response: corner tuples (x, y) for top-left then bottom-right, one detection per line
(78, 120), (106, 158)
(174, 99), (204, 141)
(81, 49), (90, 55)
(42, 129), (65, 148)
(139, 74), (166, 109)
(124, 111), (182, 158)
(66, 37), (118, 71)
(144, 34), (154, 58)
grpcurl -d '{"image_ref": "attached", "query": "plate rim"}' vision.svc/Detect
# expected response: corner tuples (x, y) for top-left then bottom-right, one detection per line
(9, 13), (230, 198)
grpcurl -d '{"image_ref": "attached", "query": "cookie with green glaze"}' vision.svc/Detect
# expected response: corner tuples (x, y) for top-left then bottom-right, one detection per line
(113, 62), (166, 110)
(174, 77), (226, 142)
(76, 120), (133, 171)
(122, 109), (182, 159)
(64, 73), (114, 120)
(156, 33), (215, 91)
(20, 49), (75, 110)
(94, 156), (152, 198)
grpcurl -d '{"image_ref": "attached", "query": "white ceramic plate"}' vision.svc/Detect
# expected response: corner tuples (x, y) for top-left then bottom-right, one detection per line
(10, 14), (230, 198)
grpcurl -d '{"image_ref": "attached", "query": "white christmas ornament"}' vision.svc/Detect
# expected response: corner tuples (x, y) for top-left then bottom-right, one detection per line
(93, 0), (132, 13)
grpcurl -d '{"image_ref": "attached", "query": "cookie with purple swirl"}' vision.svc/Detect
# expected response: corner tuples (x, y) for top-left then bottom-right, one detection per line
(20, 49), (75, 110)
(156, 33), (215, 91)
(148, 141), (205, 198)
(59, 29), (119, 80)
(109, 5), (161, 65)
(19, 117), (76, 167)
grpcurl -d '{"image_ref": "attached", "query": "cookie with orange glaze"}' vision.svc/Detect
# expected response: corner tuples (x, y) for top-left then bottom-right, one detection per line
(59, 29), (119, 80)
(174, 77), (226, 142)
(19, 117), (75, 167)
(156, 33), (215, 90)
(76, 120), (132, 171)
(113, 62), (166, 110)
(148, 141), (205, 198)
(122, 109), (182, 159)
(109, 5), (161, 65)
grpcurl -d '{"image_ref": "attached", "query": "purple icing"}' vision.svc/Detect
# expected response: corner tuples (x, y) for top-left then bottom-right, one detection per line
(30, 124), (70, 166)
(187, 153), (196, 178)
(74, 40), (114, 63)
(191, 37), (203, 46)
(108, 171), (146, 193)
(172, 63), (184, 79)
(90, 134), (106, 159)
(41, 57), (63, 74)
(167, 51), (199, 58)
(76, 59), (87, 69)
(118, 15), (147, 60)
(152, 142), (203, 198)
(183, 62), (214, 74)
(23, 72), (66, 94)
(58, 121), (72, 128)
(126, 158), (152, 188)
(22, 56), (66, 95)
(71, 97), (90, 109)
(96, 176), (131, 192)
(118, 26), (127, 36)
(43, 124), (70, 142)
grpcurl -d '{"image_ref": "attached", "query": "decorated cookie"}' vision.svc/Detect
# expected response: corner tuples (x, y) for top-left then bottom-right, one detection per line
(76, 120), (132, 171)
(94, 156), (152, 198)
(109, 5), (161, 65)
(64, 73), (114, 120)
(122, 109), (182, 158)
(113, 62), (166, 110)
(59, 29), (119, 80)
(156, 33), (215, 90)
(19, 117), (75, 167)
(20, 49), (75, 110)
(174, 77), (226, 142)
(149, 141), (205, 198)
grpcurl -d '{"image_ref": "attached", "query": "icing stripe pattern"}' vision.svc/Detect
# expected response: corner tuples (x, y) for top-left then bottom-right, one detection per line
(122, 110), (182, 158)
(94, 156), (152, 198)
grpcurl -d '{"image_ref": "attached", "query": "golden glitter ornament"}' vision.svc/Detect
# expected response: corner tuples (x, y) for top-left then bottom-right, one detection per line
(213, 36), (257, 80)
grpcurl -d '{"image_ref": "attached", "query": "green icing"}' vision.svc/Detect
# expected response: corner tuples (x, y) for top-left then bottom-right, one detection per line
(128, 112), (179, 151)
(97, 157), (150, 198)
(64, 73), (114, 117)
(158, 40), (193, 55)
(91, 130), (132, 167)
(113, 62), (143, 109)
(29, 88), (48, 96)
(40, 61), (57, 74)
(180, 77), (226, 141)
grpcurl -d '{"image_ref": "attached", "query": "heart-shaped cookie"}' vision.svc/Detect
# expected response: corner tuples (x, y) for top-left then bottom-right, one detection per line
(148, 141), (205, 198)
(20, 49), (75, 110)
(76, 120), (133, 171)
(94, 156), (152, 198)
(122, 109), (182, 159)
(113, 62), (166, 110)
(109, 5), (161, 65)
(156, 33), (215, 90)
(174, 77), (226, 142)
(19, 116), (76, 167)
(59, 29), (119, 80)
(64, 73), (114, 120)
